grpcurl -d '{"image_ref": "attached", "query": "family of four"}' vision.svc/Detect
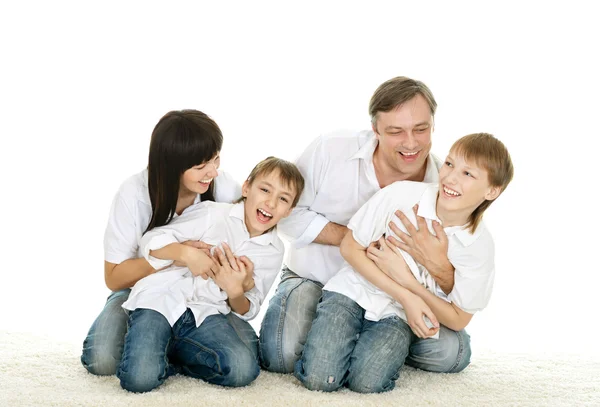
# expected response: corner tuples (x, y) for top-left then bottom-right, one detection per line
(80, 76), (514, 393)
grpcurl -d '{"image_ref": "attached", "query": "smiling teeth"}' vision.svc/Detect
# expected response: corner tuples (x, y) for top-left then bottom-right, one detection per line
(401, 151), (418, 156)
(443, 186), (460, 196)
(258, 208), (273, 217)
(200, 178), (213, 183)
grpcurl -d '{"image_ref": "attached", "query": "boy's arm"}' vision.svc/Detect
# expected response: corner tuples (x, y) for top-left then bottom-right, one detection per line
(340, 233), (439, 338)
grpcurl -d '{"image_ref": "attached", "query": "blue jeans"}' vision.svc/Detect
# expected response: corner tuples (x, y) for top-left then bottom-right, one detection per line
(117, 309), (260, 393)
(81, 289), (258, 378)
(81, 289), (131, 375)
(259, 268), (323, 373)
(294, 291), (471, 393)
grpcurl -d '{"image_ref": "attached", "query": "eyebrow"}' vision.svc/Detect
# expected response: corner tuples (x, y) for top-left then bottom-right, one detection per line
(261, 181), (294, 198)
(385, 122), (431, 130)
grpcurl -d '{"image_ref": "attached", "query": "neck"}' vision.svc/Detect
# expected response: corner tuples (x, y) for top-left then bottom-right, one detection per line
(176, 190), (196, 215)
(435, 194), (471, 228)
(373, 148), (428, 188)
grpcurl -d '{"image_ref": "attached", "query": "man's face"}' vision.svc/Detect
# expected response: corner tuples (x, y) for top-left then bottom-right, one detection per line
(373, 94), (433, 180)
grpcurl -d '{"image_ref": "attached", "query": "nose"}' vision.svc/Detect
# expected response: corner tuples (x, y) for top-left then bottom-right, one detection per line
(403, 131), (418, 150)
(207, 163), (218, 178)
(265, 195), (277, 209)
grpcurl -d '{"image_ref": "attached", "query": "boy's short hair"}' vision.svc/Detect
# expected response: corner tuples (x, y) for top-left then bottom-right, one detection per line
(239, 157), (305, 208)
(450, 133), (514, 233)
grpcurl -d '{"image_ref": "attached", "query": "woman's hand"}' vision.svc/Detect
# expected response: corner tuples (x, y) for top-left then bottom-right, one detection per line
(173, 240), (213, 267)
(366, 237), (418, 289)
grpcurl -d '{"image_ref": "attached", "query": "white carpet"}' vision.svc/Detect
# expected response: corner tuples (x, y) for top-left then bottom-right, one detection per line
(1, 331), (598, 407)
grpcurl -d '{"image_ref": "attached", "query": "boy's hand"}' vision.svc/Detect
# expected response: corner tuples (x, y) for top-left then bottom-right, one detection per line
(216, 243), (255, 292)
(208, 247), (245, 298)
(366, 237), (417, 289)
(402, 291), (440, 338)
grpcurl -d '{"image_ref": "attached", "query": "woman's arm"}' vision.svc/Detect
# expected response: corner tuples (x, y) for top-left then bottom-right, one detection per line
(104, 259), (155, 291)
(340, 232), (439, 338)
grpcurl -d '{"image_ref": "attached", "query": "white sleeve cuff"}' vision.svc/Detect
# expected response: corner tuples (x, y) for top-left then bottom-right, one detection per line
(290, 214), (330, 249)
(231, 286), (261, 321)
(143, 234), (178, 270)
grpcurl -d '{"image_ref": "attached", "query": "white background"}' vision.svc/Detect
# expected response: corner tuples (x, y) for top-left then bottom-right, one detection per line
(1, 1), (598, 356)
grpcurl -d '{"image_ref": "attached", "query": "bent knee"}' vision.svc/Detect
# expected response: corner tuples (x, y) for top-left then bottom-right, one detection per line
(259, 334), (302, 373)
(221, 355), (260, 387)
(81, 347), (120, 376)
(118, 370), (162, 393)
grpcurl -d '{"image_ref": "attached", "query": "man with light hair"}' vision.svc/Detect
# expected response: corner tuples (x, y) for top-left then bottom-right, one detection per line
(259, 76), (470, 376)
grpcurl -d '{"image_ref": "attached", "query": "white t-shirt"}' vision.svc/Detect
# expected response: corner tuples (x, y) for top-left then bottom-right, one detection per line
(324, 182), (495, 324)
(277, 130), (442, 284)
(103, 169), (241, 265)
(122, 202), (284, 328)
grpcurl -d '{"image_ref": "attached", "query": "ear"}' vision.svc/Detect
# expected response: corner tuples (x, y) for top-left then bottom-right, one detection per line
(485, 186), (501, 201)
(371, 120), (380, 138)
(242, 180), (250, 198)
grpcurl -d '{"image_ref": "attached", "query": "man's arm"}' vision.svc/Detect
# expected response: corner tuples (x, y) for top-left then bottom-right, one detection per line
(313, 222), (349, 246)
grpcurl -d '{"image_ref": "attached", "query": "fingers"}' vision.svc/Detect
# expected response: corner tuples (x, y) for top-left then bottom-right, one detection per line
(414, 205), (428, 232)
(183, 240), (213, 250)
(423, 307), (440, 329)
(395, 210), (417, 235)
(235, 257), (246, 273)
(238, 256), (254, 272)
(213, 248), (230, 269)
(377, 237), (389, 252)
(221, 242), (239, 271)
(432, 220), (447, 244)
(389, 220), (413, 244)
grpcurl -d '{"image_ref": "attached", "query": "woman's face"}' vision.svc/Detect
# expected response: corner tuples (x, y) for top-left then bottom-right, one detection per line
(180, 153), (221, 196)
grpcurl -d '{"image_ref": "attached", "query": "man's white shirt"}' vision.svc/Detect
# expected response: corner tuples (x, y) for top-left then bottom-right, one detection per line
(121, 201), (284, 328)
(277, 129), (442, 285)
(325, 182), (496, 327)
(104, 169), (241, 265)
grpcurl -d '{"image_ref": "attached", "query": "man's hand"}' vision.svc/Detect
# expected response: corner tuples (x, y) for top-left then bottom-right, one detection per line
(401, 291), (440, 338)
(387, 205), (455, 293)
(366, 238), (418, 289)
(207, 247), (246, 298)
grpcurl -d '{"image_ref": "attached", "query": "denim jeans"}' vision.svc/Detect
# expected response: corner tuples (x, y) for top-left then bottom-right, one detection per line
(117, 308), (260, 393)
(81, 289), (131, 375)
(294, 291), (471, 393)
(258, 268), (323, 373)
(81, 289), (258, 378)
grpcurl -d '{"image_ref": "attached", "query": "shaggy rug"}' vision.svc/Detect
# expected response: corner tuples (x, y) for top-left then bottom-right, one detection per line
(1, 331), (598, 407)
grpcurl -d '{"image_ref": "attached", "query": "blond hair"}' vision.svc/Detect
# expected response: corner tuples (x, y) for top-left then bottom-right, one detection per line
(450, 133), (514, 233)
(237, 157), (305, 208)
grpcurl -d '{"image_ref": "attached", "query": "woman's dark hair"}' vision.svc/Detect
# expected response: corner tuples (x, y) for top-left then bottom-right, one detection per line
(144, 109), (223, 233)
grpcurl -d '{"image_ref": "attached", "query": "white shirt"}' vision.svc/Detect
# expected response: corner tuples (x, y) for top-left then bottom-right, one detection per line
(277, 129), (442, 284)
(122, 202), (285, 327)
(325, 182), (495, 327)
(104, 169), (241, 265)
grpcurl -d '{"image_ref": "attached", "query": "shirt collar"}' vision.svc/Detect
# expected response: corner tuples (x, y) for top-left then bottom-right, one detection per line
(349, 131), (378, 163)
(229, 202), (283, 250)
(416, 184), (483, 247)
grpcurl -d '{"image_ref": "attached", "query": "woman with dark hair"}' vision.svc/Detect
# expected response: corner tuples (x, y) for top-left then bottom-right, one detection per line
(81, 109), (249, 376)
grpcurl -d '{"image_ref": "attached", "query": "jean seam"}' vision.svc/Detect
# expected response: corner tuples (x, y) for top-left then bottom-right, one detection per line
(275, 278), (305, 370)
(448, 330), (464, 373)
(177, 336), (222, 380)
